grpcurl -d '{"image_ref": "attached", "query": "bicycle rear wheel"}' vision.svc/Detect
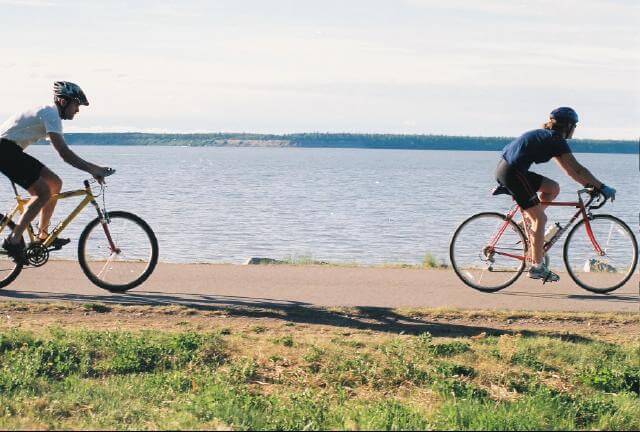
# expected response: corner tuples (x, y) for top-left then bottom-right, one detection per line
(563, 214), (638, 293)
(78, 211), (159, 292)
(450, 212), (527, 292)
(0, 213), (23, 288)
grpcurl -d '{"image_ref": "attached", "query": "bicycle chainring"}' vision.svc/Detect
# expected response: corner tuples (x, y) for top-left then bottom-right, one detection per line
(25, 243), (50, 267)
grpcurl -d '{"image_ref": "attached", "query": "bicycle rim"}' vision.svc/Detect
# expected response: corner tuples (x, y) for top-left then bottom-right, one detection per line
(450, 212), (526, 292)
(563, 215), (638, 293)
(78, 211), (158, 292)
(0, 213), (23, 288)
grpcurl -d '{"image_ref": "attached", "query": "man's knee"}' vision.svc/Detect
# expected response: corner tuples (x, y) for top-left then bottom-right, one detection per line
(43, 171), (63, 194)
(541, 178), (560, 198)
(50, 176), (62, 194)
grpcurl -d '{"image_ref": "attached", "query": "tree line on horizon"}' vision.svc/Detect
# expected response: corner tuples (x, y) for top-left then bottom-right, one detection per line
(56, 132), (638, 154)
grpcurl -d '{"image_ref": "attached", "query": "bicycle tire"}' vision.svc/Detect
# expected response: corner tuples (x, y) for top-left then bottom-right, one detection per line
(0, 213), (23, 288)
(563, 214), (638, 294)
(450, 212), (527, 292)
(78, 211), (159, 292)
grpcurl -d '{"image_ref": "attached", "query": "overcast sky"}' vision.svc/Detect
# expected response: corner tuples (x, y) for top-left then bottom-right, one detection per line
(1, 0), (638, 139)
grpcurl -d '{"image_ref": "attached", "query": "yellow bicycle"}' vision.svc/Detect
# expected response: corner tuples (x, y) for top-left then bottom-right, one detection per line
(0, 174), (158, 292)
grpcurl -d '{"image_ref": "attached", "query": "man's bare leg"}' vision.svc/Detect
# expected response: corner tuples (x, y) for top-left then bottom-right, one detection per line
(539, 177), (560, 210)
(523, 204), (547, 265)
(7, 168), (59, 245)
(523, 203), (559, 282)
(36, 171), (62, 240)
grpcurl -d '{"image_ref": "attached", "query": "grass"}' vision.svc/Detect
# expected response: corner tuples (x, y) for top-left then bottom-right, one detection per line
(0, 303), (638, 430)
(252, 252), (449, 269)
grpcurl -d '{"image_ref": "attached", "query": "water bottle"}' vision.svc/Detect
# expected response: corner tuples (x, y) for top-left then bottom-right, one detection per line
(544, 222), (562, 243)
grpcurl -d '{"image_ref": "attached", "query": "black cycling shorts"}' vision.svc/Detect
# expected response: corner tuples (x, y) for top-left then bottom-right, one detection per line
(495, 158), (543, 210)
(0, 139), (45, 190)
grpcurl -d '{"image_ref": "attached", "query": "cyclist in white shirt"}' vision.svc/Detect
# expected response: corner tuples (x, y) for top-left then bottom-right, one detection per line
(0, 81), (112, 260)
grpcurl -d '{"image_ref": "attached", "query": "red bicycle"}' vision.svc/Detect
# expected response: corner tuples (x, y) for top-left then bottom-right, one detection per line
(449, 186), (638, 293)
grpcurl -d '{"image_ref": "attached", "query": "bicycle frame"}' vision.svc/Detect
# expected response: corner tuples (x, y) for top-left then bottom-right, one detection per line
(488, 191), (604, 262)
(0, 180), (118, 252)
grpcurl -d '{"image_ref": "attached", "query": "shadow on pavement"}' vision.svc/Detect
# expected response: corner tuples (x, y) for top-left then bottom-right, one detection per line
(0, 288), (611, 344)
(495, 290), (638, 303)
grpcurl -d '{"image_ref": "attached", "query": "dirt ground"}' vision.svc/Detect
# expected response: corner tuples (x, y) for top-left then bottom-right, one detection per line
(1, 301), (637, 343)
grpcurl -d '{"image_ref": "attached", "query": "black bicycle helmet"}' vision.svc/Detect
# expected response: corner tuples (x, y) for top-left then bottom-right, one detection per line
(53, 81), (89, 106)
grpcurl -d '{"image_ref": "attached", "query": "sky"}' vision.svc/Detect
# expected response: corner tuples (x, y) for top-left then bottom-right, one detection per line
(1, 0), (638, 139)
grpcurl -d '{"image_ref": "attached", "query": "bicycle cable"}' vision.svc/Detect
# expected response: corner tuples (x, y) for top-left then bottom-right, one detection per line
(86, 179), (110, 223)
(100, 183), (110, 224)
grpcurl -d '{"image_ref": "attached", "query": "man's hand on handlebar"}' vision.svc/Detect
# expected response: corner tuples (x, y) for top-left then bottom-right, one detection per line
(92, 167), (116, 184)
(599, 184), (616, 202)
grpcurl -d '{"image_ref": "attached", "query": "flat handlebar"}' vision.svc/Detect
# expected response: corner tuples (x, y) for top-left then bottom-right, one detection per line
(83, 168), (116, 189)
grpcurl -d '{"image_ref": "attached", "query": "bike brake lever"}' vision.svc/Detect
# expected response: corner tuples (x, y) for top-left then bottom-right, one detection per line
(589, 194), (608, 210)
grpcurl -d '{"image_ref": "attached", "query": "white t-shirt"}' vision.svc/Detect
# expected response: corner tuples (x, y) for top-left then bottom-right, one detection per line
(0, 105), (63, 149)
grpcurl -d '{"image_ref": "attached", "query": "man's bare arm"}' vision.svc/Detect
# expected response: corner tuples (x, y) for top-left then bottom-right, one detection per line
(554, 153), (602, 189)
(47, 132), (103, 174)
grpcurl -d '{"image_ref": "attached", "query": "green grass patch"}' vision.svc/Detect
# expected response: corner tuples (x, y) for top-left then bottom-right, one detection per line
(0, 320), (638, 430)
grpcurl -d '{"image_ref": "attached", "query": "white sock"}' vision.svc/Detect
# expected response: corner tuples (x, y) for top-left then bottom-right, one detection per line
(531, 263), (543, 270)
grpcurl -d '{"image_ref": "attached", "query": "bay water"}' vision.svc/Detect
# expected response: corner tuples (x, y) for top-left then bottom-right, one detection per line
(2, 146), (637, 267)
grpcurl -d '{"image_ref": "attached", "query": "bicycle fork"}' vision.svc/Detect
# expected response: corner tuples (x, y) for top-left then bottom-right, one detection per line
(89, 199), (120, 255)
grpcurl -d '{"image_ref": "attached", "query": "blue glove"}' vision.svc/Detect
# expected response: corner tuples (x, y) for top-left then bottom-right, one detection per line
(600, 185), (616, 202)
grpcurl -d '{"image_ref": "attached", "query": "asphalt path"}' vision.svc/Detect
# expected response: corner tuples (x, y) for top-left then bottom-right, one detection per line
(0, 261), (637, 313)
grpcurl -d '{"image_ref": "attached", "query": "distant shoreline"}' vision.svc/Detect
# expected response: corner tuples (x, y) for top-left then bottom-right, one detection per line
(55, 132), (638, 154)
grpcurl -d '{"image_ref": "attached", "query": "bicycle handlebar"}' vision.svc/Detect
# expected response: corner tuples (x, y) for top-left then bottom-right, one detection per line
(578, 187), (608, 210)
(83, 168), (116, 189)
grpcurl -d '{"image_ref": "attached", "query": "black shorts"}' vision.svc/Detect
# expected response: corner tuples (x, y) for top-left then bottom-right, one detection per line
(0, 138), (45, 190)
(495, 158), (543, 210)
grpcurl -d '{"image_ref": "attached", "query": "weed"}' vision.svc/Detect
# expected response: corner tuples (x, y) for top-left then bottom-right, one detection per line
(227, 358), (258, 384)
(434, 361), (475, 378)
(580, 365), (640, 395)
(82, 303), (111, 313)
(429, 341), (471, 357)
(273, 335), (294, 347)
(422, 253), (439, 269)
(303, 346), (326, 373)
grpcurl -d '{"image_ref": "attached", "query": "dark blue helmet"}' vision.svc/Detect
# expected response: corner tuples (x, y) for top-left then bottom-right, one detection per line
(550, 107), (578, 124)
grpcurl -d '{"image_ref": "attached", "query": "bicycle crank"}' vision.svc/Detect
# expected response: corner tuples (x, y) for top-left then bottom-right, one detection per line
(25, 243), (50, 267)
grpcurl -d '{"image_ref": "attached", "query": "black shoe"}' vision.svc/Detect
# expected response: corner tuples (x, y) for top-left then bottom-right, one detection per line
(2, 238), (25, 263)
(37, 236), (71, 250)
(50, 237), (71, 250)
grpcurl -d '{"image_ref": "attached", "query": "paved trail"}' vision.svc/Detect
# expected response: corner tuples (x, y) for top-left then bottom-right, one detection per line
(0, 262), (637, 312)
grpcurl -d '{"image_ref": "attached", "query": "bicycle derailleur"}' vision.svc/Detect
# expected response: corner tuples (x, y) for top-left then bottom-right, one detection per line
(24, 243), (49, 267)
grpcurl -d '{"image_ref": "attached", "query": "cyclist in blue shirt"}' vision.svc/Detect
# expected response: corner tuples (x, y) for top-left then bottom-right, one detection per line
(495, 107), (616, 282)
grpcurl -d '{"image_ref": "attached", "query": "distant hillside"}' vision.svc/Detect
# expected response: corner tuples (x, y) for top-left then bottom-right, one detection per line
(59, 132), (638, 154)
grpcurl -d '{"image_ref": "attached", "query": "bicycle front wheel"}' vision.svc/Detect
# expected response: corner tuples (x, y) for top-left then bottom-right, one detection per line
(78, 211), (159, 292)
(450, 212), (527, 292)
(563, 214), (638, 294)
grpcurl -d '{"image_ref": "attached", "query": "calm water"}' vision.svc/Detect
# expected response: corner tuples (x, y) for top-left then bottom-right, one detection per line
(2, 146), (637, 266)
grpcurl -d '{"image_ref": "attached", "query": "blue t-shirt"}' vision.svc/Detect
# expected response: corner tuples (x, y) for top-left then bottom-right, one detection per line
(502, 129), (571, 172)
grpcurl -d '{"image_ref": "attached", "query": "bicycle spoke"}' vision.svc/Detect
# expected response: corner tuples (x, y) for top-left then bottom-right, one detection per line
(79, 211), (158, 292)
(564, 215), (638, 293)
(96, 252), (119, 280)
(450, 212), (526, 292)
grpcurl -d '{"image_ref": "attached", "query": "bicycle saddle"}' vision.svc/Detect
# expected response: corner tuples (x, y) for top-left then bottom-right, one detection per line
(492, 185), (512, 196)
